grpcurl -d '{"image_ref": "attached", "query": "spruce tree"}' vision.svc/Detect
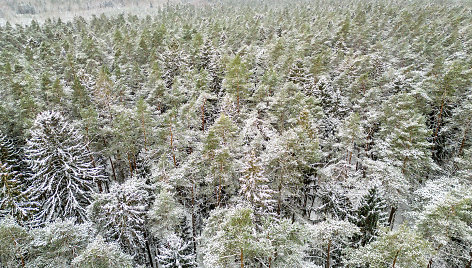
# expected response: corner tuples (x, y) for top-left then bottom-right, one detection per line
(25, 111), (105, 224)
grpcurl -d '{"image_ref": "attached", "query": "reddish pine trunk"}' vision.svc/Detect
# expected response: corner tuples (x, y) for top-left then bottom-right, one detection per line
(109, 156), (117, 181)
(127, 152), (134, 175)
(326, 239), (332, 268)
(392, 250), (400, 268)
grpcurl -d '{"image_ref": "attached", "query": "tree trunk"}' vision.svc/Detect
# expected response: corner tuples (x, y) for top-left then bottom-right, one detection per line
(277, 183), (282, 216)
(169, 125), (177, 167)
(240, 248), (244, 268)
(127, 152), (134, 175)
(201, 99), (206, 131)
(326, 239), (332, 268)
(144, 232), (154, 268)
(392, 250), (399, 268)
(466, 250), (472, 268)
(388, 206), (397, 230)
(218, 174), (222, 207)
(109, 156), (117, 181)
(427, 258), (433, 268)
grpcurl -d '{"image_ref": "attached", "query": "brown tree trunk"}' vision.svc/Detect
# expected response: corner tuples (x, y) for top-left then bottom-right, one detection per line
(427, 258), (433, 268)
(466, 250), (472, 268)
(326, 239), (332, 268)
(240, 248), (244, 268)
(109, 156), (117, 181)
(392, 250), (399, 268)
(127, 152), (134, 175)
(218, 171), (222, 207)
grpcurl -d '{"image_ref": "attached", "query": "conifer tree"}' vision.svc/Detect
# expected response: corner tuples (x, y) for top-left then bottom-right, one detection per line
(25, 111), (105, 224)
(157, 233), (196, 268)
(0, 216), (30, 267)
(346, 225), (435, 268)
(203, 113), (238, 207)
(375, 93), (433, 177)
(417, 186), (472, 267)
(224, 54), (250, 114)
(71, 236), (134, 268)
(88, 176), (152, 261)
(239, 151), (274, 214)
(350, 187), (388, 247)
(27, 218), (91, 267)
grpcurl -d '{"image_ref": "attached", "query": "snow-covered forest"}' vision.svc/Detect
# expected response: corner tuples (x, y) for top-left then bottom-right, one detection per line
(1, 0), (472, 267)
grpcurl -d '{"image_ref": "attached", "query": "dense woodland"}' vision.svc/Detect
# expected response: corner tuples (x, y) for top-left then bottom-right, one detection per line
(1, 0), (472, 267)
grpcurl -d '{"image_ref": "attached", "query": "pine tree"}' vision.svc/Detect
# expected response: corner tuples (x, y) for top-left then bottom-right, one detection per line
(307, 218), (360, 267)
(239, 151), (274, 214)
(0, 133), (32, 221)
(375, 93), (434, 177)
(200, 206), (260, 268)
(0, 216), (31, 267)
(25, 111), (105, 224)
(71, 236), (134, 268)
(136, 97), (153, 151)
(262, 218), (311, 268)
(207, 48), (224, 93)
(203, 113), (238, 207)
(28, 218), (92, 267)
(148, 188), (184, 239)
(346, 225), (435, 268)
(224, 54), (250, 114)
(417, 185), (472, 267)
(0, 162), (32, 221)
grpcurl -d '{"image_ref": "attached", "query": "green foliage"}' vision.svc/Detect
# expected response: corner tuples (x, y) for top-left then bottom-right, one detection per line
(1, 0), (472, 266)
(28, 218), (92, 268)
(71, 236), (134, 268)
(417, 186), (472, 267)
(346, 225), (435, 268)
(0, 216), (31, 267)
(148, 187), (184, 239)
